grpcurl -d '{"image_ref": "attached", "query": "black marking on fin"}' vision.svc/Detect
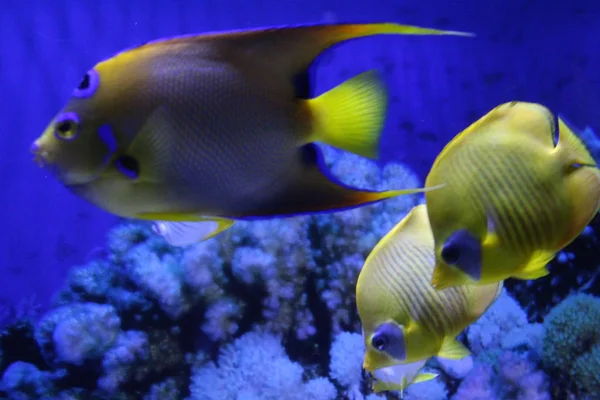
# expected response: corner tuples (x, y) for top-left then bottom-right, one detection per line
(442, 229), (482, 280)
(301, 142), (320, 164)
(550, 111), (559, 147)
(569, 162), (597, 171)
(558, 115), (596, 165)
(293, 69), (313, 99)
(116, 155), (140, 179)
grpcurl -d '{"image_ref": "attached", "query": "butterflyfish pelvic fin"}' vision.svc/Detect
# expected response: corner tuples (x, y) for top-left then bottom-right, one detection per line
(511, 251), (552, 280)
(438, 337), (470, 360)
(413, 372), (438, 384)
(431, 262), (468, 290)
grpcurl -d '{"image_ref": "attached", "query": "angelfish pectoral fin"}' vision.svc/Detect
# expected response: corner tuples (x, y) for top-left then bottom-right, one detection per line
(137, 213), (235, 246)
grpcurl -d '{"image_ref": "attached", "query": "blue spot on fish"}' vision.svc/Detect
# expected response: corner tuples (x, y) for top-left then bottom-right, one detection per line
(116, 156), (140, 179)
(72, 69), (100, 99)
(97, 124), (118, 170)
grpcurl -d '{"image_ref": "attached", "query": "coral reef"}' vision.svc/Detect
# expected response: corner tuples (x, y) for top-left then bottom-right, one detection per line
(0, 141), (599, 399)
(0, 146), (423, 399)
(329, 331), (365, 399)
(189, 330), (337, 400)
(453, 290), (550, 400)
(542, 293), (600, 399)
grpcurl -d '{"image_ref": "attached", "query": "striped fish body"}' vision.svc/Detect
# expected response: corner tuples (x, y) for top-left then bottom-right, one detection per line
(357, 205), (501, 373)
(425, 102), (600, 289)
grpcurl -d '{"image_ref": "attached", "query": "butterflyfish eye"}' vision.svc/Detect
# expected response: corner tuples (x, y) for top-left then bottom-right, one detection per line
(441, 243), (461, 265)
(372, 334), (389, 351)
(73, 69), (99, 98)
(53, 112), (80, 141)
(116, 155), (140, 179)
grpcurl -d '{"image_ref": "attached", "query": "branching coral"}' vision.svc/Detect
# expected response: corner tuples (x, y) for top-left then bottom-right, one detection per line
(189, 330), (337, 400)
(0, 139), (596, 400)
(329, 331), (365, 399)
(453, 351), (550, 400)
(453, 290), (551, 400)
(0, 145), (423, 399)
(542, 293), (600, 398)
(466, 289), (531, 356)
(36, 302), (121, 366)
(1, 361), (56, 400)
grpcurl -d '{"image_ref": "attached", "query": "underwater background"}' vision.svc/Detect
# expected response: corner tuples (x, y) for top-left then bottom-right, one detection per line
(1, 0), (600, 399)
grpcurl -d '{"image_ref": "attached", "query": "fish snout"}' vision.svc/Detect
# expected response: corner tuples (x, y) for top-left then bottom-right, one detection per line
(31, 140), (50, 167)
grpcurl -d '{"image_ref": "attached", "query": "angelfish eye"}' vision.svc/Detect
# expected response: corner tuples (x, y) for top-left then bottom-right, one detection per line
(72, 69), (100, 98)
(53, 112), (80, 141)
(371, 334), (388, 351)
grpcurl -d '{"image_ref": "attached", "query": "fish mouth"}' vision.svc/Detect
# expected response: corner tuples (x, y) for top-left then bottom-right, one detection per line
(32, 152), (48, 168)
(31, 141), (50, 168)
(372, 364), (410, 388)
(61, 171), (103, 187)
(31, 140), (104, 186)
(370, 359), (429, 391)
(36, 159), (100, 187)
(33, 157), (98, 186)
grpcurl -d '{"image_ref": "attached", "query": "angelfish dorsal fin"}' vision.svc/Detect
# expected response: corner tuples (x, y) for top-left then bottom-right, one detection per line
(142, 22), (473, 92)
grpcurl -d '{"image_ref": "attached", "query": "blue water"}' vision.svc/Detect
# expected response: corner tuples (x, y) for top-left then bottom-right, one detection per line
(0, 0), (599, 399)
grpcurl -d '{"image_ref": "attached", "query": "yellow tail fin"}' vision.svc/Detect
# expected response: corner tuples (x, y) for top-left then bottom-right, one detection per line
(307, 70), (387, 159)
